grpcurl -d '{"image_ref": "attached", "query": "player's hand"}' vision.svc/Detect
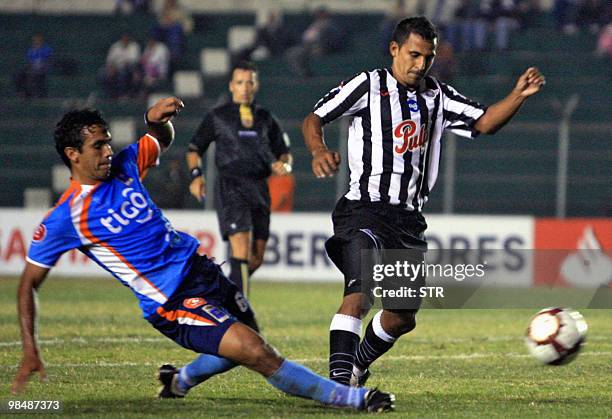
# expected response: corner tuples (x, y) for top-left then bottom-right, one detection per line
(514, 67), (545, 98)
(147, 97), (185, 124)
(11, 353), (47, 394)
(189, 176), (206, 202)
(271, 160), (292, 176)
(311, 149), (340, 178)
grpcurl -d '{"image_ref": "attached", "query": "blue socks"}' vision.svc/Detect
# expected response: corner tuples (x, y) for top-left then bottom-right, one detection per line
(177, 354), (236, 392)
(266, 360), (366, 409)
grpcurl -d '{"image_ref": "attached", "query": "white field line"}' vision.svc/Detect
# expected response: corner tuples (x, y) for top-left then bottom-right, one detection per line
(1, 351), (612, 369)
(1, 335), (612, 348)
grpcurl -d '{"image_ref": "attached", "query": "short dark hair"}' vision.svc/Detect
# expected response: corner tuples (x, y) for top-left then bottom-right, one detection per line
(391, 16), (438, 47)
(54, 109), (107, 168)
(230, 60), (257, 77)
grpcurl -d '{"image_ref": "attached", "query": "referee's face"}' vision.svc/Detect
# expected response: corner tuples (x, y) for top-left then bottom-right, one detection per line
(229, 69), (259, 105)
(390, 33), (437, 89)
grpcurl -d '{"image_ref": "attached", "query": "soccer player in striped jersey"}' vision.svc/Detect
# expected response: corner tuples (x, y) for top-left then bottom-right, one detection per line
(11, 98), (394, 412)
(302, 16), (545, 386)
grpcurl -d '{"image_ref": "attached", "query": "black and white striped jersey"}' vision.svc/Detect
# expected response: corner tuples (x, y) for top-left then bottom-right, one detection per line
(313, 68), (487, 211)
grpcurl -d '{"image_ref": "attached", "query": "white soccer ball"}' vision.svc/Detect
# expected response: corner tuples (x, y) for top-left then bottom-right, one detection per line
(525, 307), (587, 365)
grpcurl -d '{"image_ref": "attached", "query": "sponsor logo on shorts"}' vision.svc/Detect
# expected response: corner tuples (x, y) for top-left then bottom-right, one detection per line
(183, 297), (206, 309)
(32, 223), (47, 243)
(202, 304), (229, 323)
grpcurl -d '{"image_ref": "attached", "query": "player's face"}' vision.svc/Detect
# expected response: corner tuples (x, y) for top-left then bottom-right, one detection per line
(229, 69), (259, 105)
(390, 33), (437, 88)
(67, 124), (114, 184)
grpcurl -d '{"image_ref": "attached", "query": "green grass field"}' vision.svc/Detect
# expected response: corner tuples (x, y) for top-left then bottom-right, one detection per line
(1, 277), (611, 418)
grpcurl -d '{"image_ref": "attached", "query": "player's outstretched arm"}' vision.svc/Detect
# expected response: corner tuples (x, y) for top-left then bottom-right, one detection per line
(302, 112), (340, 178)
(11, 263), (50, 394)
(475, 67), (545, 135)
(145, 97), (185, 150)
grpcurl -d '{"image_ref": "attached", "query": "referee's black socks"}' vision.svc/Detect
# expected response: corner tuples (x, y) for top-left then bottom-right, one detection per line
(329, 314), (362, 385)
(229, 257), (249, 297)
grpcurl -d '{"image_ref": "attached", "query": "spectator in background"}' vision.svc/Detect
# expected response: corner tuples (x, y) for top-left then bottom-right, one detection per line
(596, 23), (612, 57)
(286, 7), (344, 77)
(553, 0), (580, 34)
(455, 0), (491, 51)
(99, 33), (141, 98)
(490, 0), (524, 51)
(14, 34), (53, 98)
(430, 39), (456, 82)
(232, 10), (293, 65)
(576, 0), (608, 34)
(139, 36), (170, 95)
(114, 0), (150, 15)
(379, 0), (408, 55)
(152, 0), (193, 74)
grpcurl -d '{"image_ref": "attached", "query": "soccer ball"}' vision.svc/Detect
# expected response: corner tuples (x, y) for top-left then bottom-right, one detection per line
(525, 307), (587, 365)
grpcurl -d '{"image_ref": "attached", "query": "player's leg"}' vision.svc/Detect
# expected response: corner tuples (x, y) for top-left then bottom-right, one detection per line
(248, 184), (270, 276)
(218, 322), (394, 411)
(351, 309), (418, 386)
(228, 231), (251, 296)
(249, 238), (266, 275)
(159, 354), (236, 398)
(352, 248), (425, 386)
(216, 176), (252, 296)
(326, 231), (378, 385)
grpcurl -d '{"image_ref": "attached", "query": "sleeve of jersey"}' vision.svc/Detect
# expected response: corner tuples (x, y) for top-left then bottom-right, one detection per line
(188, 113), (215, 155)
(136, 134), (162, 179)
(440, 82), (487, 139)
(27, 212), (81, 268)
(313, 72), (369, 125)
(268, 114), (290, 157)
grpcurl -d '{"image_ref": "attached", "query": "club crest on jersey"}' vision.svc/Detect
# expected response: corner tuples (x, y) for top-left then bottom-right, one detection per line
(183, 297), (206, 309)
(393, 120), (429, 154)
(408, 99), (419, 112)
(32, 223), (47, 243)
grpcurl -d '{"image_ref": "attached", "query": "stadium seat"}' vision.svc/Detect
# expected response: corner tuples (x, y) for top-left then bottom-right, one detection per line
(24, 188), (51, 208)
(147, 92), (173, 108)
(173, 71), (204, 98)
(227, 25), (256, 52)
(52, 164), (71, 193)
(109, 118), (136, 148)
(200, 48), (230, 76)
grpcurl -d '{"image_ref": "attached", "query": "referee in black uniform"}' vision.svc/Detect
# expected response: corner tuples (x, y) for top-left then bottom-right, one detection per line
(302, 16), (545, 386)
(187, 61), (292, 298)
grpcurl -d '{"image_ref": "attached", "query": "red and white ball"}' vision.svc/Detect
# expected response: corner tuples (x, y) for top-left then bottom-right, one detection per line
(525, 307), (588, 365)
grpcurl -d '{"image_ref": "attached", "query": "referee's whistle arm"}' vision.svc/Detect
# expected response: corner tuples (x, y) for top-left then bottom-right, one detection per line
(189, 177), (206, 202)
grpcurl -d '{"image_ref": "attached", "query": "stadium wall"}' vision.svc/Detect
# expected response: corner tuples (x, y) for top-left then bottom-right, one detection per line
(1, 209), (609, 286)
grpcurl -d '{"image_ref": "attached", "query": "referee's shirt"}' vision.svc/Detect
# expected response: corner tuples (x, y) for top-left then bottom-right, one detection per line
(189, 102), (290, 179)
(313, 68), (487, 212)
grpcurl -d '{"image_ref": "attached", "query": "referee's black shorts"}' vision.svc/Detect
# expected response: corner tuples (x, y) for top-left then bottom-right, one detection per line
(325, 197), (428, 310)
(214, 176), (270, 241)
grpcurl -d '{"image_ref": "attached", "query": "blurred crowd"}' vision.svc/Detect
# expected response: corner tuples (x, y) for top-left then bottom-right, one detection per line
(13, 0), (611, 100)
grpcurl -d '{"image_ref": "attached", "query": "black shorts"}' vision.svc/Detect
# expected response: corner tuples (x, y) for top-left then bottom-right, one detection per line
(215, 176), (270, 241)
(325, 197), (428, 310)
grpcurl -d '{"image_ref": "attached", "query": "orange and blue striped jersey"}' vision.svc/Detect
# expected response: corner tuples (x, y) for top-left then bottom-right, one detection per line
(27, 134), (199, 317)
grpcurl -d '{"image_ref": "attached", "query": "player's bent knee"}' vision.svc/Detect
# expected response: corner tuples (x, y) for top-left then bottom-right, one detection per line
(395, 311), (417, 335)
(338, 293), (367, 318)
(244, 341), (283, 376)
